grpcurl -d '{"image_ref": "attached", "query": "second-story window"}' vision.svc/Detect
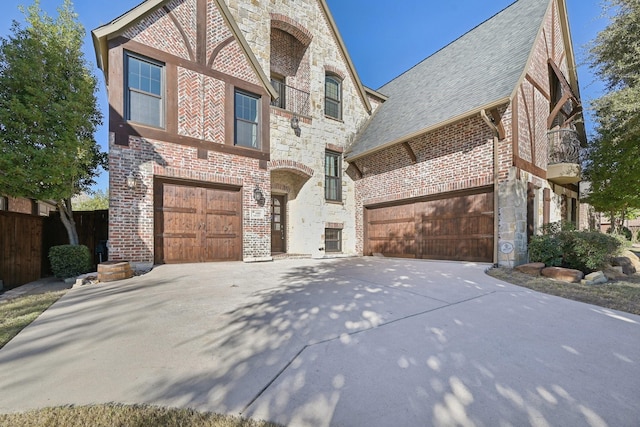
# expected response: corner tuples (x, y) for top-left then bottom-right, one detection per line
(126, 53), (164, 128)
(325, 150), (342, 201)
(235, 90), (260, 149)
(325, 75), (342, 119)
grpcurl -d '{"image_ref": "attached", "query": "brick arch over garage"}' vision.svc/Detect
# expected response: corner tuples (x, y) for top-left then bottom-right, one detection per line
(268, 160), (314, 179)
(270, 13), (313, 47)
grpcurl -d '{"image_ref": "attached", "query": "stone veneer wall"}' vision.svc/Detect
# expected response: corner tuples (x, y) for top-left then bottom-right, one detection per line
(226, 0), (374, 257)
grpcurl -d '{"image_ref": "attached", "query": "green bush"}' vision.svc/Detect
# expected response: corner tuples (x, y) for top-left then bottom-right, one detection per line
(529, 234), (564, 266)
(529, 222), (623, 273)
(49, 245), (91, 279)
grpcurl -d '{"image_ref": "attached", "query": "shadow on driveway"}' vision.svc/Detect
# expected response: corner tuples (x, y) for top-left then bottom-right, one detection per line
(0, 258), (638, 427)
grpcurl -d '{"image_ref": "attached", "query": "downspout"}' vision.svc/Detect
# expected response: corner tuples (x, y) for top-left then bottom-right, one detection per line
(480, 109), (501, 267)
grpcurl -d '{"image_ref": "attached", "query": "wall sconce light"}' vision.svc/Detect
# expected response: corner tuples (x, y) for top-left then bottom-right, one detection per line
(126, 172), (140, 190)
(291, 115), (301, 137)
(253, 184), (265, 207)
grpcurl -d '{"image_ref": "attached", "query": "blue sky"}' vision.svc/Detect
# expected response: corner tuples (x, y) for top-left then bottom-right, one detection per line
(0, 0), (609, 192)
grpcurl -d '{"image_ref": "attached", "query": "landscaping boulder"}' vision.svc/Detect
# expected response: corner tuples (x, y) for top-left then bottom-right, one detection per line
(604, 266), (626, 280)
(515, 262), (545, 276)
(541, 267), (584, 283)
(611, 256), (636, 275)
(581, 271), (608, 285)
(622, 250), (640, 270)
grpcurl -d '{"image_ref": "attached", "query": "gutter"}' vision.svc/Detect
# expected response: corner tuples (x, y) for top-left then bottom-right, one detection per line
(480, 109), (501, 267)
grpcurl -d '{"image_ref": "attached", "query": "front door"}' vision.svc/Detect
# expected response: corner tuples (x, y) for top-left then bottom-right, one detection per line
(271, 195), (286, 253)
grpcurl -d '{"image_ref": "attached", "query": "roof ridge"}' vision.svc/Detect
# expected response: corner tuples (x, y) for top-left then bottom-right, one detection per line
(378, 0), (522, 90)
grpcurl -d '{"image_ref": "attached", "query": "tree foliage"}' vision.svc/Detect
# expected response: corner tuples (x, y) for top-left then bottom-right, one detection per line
(583, 0), (640, 230)
(72, 189), (109, 211)
(0, 0), (104, 244)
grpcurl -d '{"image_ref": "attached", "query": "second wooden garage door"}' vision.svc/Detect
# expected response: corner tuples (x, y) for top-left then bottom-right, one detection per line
(365, 190), (494, 262)
(154, 180), (242, 264)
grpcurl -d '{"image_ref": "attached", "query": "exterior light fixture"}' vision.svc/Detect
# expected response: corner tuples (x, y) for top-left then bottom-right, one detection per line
(253, 184), (265, 206)
(291, 115), (301, 137)
(126, 172), (139, 190)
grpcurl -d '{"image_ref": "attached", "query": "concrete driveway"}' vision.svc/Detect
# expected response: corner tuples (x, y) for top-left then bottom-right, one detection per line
(0, 258), (639, 426)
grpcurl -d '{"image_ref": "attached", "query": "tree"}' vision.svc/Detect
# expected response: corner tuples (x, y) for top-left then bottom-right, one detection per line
(72, 189), (109, 211)
(0, 0), (104, 244)
(583, 0), (640, 232)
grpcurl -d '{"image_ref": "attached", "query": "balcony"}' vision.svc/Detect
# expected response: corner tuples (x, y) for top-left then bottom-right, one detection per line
(547, 128), (581, 184)
(270, 79), (310, 117)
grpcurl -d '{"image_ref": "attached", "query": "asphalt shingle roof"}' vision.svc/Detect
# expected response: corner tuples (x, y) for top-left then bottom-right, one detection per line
(347, 0), (550, 159)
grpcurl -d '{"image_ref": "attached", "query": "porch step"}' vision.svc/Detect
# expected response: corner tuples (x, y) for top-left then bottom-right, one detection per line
(272, 253), (312, 260)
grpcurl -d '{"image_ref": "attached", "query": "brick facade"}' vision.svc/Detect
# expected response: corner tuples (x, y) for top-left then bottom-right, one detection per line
(98, 0), (581, 268)
(107, 0), (273, 266)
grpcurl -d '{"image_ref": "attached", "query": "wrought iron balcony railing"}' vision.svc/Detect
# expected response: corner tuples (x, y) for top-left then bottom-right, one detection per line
(270, 79), (310, 117)
(547, 128), (581, 164)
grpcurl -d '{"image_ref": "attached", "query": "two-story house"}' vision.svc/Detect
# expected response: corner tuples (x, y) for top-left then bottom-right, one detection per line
(93, 0), (584, 270)
(93, 0), (379, 269)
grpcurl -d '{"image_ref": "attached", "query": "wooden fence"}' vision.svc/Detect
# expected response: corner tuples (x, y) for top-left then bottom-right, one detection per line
(0, 210), (109, 290)
(0, 211), (45, 289)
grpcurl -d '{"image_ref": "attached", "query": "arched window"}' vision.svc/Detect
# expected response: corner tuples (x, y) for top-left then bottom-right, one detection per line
(325, 75), (342, 119)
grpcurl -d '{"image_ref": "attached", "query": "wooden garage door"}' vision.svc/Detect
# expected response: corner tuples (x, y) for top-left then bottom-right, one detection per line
(365, 190), (494, 262)
(154, 180), (242, 263)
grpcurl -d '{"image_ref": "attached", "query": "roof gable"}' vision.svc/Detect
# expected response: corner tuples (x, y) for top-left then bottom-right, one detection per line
(92, 0), (277, 99)
(316, 0), (372, 113)
(348, 0), (553, 160)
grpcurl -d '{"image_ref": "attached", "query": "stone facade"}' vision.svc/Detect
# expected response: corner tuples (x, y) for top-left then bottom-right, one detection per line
(227, 0), (374, 257)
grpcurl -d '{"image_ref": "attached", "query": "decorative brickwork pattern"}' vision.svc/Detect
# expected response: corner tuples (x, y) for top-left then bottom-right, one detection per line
(177, 67), (204, 139)
(122, 0), (192, 60)
(206, 1), (234, 61)
(268, 160), (314, 178)
(270, 13), (313, 46)
(270, 28), (311, 94)
(324, 65), (346, 80)
(212, 41), (261, 86)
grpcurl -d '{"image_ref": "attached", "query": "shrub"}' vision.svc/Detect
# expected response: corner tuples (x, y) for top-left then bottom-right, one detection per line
(529, 222), (623, 273)
(529, 234), (564, 266)
(563, 231), (623, 272)
(49, 245), (91, 279)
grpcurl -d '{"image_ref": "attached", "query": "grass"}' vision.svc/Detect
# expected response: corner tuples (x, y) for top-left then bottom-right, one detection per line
(0, 404), (283, 427)
(487, 267), (640, 315)
(0, 290), (67, 349)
